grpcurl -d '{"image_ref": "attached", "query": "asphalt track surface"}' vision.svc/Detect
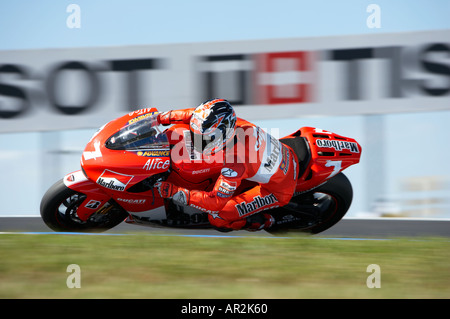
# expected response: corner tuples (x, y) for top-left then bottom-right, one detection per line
(1, 217), (449, 238)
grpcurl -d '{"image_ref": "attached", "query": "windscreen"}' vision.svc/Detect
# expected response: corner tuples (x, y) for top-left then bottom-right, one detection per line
(105, 115), (169, 151)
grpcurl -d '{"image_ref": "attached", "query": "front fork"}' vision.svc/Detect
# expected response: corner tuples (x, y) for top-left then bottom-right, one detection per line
(63, 170), (114, 221)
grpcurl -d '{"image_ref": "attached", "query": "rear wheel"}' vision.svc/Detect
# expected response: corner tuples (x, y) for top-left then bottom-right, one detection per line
(40, 179), (128, 232)
(267, 173), (353, 235)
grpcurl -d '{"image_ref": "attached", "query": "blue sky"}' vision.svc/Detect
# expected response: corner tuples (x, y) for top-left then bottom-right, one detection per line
(0, 0), (449, 50)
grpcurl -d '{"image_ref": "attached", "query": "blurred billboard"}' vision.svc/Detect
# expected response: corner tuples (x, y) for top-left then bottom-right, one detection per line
(0, 29), (449, 132)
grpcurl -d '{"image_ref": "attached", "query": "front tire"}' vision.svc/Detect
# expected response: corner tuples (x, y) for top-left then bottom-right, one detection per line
(40, 179), (128, 232)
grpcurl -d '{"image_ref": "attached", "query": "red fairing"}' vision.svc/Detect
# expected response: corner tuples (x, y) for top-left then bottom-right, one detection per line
(283, 127), (361, 193)
(81, 108), (169, 192)
(63, 170), (112, 221)
(74, 108), (169, 219)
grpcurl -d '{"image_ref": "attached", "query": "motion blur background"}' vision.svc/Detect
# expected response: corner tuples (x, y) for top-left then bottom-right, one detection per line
(0, 0), (449, 219)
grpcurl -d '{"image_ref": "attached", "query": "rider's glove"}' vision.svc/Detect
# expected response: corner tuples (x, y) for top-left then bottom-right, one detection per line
(155, 181), (190, 205)
(155, 181), (175, 198)
(157, 111), (172, 126)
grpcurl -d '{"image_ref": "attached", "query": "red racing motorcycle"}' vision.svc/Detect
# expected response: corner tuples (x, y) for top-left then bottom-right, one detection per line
(40, 108), (361, 234)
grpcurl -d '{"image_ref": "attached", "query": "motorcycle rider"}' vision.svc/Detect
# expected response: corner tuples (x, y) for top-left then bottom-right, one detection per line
(156, 99), (299, 231)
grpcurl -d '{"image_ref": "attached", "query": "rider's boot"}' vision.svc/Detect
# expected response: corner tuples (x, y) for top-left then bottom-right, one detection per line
(244, 213), (275, 231)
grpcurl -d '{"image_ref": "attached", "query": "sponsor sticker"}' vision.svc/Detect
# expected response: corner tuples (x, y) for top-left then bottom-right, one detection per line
(262, 135), (282, 175)
(96, 169), (133, 191)
(235, 194), (278, 216)
(136, 150), (170, 157)
(192, 168), (210, 175)
(85, 200), (101, 209)
(217, 180), (237, 198)
(316, 139), (359, 153)
(117, 198), (146, 204)
(279, 145), (290, 175)
(127, 110), (158, 124)
(142, 159), (170, 171)
(190, 203), (220, 217)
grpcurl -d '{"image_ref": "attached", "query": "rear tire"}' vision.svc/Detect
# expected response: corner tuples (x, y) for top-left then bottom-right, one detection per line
(267, 173), (353, 235)
(40, 179), (128, 232)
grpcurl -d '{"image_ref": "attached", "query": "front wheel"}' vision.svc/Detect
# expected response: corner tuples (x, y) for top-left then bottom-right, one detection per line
(40, 179), (128, 232)
(267, 172), (353, 235)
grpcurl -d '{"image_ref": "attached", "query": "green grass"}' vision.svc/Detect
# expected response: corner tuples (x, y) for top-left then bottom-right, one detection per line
(0, 233), (449, 299)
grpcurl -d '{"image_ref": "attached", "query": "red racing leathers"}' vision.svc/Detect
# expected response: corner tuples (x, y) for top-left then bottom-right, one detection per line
(157, 108), (299, 230)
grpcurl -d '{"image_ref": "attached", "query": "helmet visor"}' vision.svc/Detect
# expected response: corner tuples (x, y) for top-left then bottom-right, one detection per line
(190, 128), (224, 155)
